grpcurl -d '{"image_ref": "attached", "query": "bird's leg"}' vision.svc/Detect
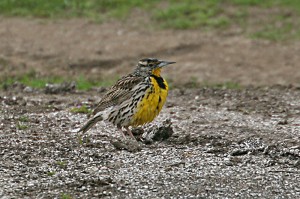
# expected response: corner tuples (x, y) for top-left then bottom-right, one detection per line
(125, 127), (136, 140)
(117, 125), (126, 139)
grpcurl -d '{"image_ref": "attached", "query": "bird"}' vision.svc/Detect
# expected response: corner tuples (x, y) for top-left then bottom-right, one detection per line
(78, 58), (175, 139)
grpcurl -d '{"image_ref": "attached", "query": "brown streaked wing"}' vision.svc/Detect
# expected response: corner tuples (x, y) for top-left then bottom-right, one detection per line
(93, 74), (144, 114)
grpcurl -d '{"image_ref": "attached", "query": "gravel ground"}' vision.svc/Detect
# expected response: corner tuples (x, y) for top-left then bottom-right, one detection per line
(0, 85), (300, 198)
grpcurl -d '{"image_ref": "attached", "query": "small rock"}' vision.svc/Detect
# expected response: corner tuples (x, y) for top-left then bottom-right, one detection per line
(230, 149), (249, 156)
(97, 87), (107, 93)
(45, 82), (76, 94)
(277, 119), (288, 125)
(111, 139), (142, 152)
(142, 119), (174, 144)
(23, 86), (34, 93)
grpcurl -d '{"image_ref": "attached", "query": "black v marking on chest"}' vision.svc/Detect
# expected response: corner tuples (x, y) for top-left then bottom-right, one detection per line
(150, 75), (167, 89)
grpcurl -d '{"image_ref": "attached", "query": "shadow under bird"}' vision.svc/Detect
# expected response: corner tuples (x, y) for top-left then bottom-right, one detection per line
(78, 58), (176, 139)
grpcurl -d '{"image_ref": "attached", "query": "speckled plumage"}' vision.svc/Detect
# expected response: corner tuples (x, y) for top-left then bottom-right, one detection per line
(79, 58), (175, 139)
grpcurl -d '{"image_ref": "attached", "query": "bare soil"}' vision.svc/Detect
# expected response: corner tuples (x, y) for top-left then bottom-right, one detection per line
(0, 17), (300, 198)
(0, 17), (300, 86)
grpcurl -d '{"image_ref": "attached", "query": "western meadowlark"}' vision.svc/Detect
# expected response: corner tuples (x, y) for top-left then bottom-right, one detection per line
(79, 58), (175, 139)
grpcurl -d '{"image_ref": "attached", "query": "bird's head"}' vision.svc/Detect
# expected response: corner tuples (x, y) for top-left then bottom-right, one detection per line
(136, 58), (175, 76)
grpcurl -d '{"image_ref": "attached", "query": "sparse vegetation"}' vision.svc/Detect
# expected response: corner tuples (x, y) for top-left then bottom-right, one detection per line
(70, 105), (92, 114)
(154, 1), (230, 29)
(251, 23), (300, 41)
(75, 76), (116, 90)
(61, 193), (72, 199)
(208, 82), (242, 89)
(0, 70), (63, 89)
(0, 0), (158, 19)
(78, 136), (84, 145)
(56, 161), (67, 168)
(18, 116), (29, 122)
(184, 80), (242, 89)
(17, 122), (28, 130)
(13, 112), (30, 131)
(47, 171), (56, 176)
(0, 0), (300, 40)
(0, 72), (114, 91)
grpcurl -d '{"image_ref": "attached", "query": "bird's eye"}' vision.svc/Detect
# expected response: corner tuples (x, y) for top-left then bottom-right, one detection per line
(148, 63), (154, 67)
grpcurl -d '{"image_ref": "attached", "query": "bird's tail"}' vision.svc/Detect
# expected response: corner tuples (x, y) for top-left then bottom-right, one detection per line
(78, 112), (103, 134)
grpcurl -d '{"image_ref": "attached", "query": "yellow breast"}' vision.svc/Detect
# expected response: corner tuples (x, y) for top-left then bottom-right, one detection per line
(130, 76), (168, 126)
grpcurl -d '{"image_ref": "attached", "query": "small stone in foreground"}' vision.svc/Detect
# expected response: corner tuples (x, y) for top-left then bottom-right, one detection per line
(111, 139), (142, 152)
(142, 119), (174, 144)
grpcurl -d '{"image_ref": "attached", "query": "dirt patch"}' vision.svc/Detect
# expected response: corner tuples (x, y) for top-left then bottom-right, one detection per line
(0, 17), (300, 86)
(0, 86), (299, 198)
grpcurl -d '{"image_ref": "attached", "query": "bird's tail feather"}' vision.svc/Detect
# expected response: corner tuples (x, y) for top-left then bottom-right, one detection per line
(78, 112), (103, 133)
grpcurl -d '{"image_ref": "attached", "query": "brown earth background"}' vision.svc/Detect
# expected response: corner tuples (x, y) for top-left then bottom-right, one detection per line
(0, 17), (299, 86)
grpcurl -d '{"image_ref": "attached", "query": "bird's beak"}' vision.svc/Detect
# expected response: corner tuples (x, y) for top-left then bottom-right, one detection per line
(157, 60), (176, 68)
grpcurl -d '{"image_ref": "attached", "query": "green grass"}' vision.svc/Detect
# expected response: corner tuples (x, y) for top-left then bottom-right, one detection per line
(17, 123), (28, 130)
(231, 0), (270, 6)
(0, 0), (159, 19)
(47, 171), (56, 176)
(1, 70), (62, 89)
(1, 0), (300, 39)
(56, 161), (67, 168)
(61, 193), (72, 199)
(154, 1), (229, 29)
(75, 76), (116, 90)
(231, 0), (300, 41)
(0, 0), (299, 23)
(0, 71), (115, 91)
(17, 116), (30, 130)
(231, 0), (300, 9)
(251, 23), (292, 41)
(18, 116), (29, 122)
(250, 13), (300, 41)
(70, 105), (92, 114)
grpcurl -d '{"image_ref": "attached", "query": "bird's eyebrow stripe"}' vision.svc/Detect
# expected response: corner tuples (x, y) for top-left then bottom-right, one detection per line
(138, 61), (147, 65)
